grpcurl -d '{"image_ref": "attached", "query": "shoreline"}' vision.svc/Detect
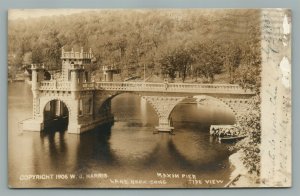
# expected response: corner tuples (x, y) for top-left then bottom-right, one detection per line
(227, 150), (259, 187)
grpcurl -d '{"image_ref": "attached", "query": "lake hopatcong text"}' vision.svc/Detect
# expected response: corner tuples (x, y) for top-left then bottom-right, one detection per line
(156, 172), (224, 185)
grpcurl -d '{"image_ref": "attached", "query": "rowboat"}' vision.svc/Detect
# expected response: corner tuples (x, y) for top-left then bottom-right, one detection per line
(218, 135), (247, 143)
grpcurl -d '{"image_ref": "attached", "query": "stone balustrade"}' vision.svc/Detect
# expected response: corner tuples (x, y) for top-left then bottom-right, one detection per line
(31, 63), (45, 70)
(38, 81), (253, 95)
(82, 82), (95, 90)
(61, 52), (93, 59)
(95, 82), (254, 95)
(103, 65), (119, 71)
(40, 81), (71, 91)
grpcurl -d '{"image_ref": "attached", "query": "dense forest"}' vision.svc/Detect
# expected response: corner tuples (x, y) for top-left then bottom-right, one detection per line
(8, 9), (261, 88)
(8, 9), (262, 182)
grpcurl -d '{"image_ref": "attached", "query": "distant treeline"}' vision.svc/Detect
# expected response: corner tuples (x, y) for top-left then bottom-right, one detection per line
(8, 9), (261, 89)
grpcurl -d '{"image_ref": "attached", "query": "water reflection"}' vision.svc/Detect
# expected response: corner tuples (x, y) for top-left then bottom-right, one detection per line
(76, 123), (118, 169)
(140, 97), (148, 126)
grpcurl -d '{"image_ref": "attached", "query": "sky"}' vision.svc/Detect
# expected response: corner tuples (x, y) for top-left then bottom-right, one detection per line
(8, 8), (229, 20)
(8, 9), (88, 20)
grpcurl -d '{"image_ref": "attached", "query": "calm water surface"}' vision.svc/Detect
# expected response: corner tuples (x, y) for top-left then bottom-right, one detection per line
(8, 82), (235, 188)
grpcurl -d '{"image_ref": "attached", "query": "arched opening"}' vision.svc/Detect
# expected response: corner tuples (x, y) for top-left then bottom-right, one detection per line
(97, 93), (160, 164)
(44, 71), (51, 80)
(43, 99), (69, 131)
(170, 96), (235, 131)
(108, 93), (158, 127)
(168, 96), (236, 165)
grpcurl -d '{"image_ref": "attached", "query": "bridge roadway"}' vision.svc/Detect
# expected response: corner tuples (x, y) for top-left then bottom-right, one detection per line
(39, 80), (254, 96)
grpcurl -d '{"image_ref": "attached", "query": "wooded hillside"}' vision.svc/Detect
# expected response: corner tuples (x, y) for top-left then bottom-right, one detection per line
(8, 9), (261, 88)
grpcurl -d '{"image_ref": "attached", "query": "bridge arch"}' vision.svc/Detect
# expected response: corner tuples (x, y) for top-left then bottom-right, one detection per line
(41, 98), (71, 131)
(96, 91), (159, 125)
(169, 95), (237, 126)
(93, 91), (251, 133)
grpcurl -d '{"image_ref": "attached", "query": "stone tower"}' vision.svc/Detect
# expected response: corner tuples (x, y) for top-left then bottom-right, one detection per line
(61, 47), (94, 81)
(22, 47), (115, 134)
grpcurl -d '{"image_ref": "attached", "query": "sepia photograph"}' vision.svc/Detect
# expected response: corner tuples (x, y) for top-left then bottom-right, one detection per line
(7, 9), (291, 188)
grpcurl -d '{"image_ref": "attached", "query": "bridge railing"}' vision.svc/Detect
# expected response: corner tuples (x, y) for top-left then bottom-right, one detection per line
(40, 81), (71, 91)
(38, 80), (253, 94)
(82, 82), (95, 90)
(95, 82), (253, 94)
(167, 83), (244, 93)
(96, 82), (163, 91)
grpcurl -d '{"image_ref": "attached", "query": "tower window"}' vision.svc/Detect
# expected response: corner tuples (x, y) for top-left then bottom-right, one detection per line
(79, 99), (83, 115)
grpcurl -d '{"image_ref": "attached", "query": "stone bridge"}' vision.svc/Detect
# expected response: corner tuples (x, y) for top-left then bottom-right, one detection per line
(22, 48), (255, 134)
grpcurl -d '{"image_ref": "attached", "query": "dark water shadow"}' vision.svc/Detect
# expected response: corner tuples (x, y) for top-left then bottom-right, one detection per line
(39, 118), (68, 154)
(140, 123), (232, 174)
(167, 139), (231, 171)
(74, 123), (119, 173)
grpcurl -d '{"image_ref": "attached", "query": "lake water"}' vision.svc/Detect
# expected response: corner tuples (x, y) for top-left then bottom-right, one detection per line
(8, 82), (236, 188)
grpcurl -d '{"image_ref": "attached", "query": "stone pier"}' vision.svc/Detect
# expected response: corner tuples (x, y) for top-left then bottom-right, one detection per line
(142, 96), (185, 133)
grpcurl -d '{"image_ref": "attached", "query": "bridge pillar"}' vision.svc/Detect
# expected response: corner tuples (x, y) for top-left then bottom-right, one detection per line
(21, 64), (45, 132)
(70, 64), (84, 98)
(142, 96), (185, 133)
(67, 100), (81, 134)
(103, 71), (113, 82)
(31, 64), (45, 98)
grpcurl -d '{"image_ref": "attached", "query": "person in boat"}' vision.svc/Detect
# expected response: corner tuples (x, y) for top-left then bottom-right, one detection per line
(219, 130), (224, 137)
(215, 128), (219, 136)
(224, 129), (230, 136)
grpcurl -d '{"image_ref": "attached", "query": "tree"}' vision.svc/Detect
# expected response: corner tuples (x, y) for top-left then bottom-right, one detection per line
(22, 52), (32, 66)
(32, 45), (44, 64)
(8, 9), (262, 84)
(159, 46), (193, 82)
(232, 95), (261, 179)
(230, 22), (262, 181)
(235, 25), (261, 92)
(234, 64), (261, 92)
(159, 56), (176, 80)
(223, 42), (242, 83)
(174, 48), (193, 82)
(9, 52), (23, 79)
(43, 30), (63, 70)
(115, 35), (127, 58)
(192, 42), (223, 83)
